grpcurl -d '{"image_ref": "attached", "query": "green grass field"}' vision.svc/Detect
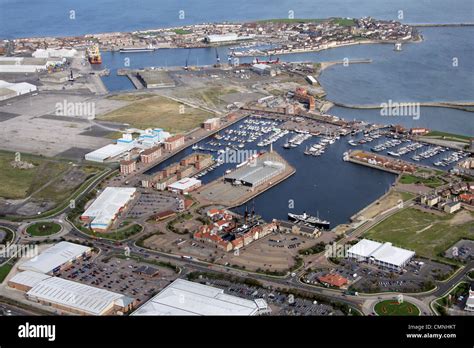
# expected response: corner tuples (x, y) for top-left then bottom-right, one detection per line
(0, 151), (70, 199)
(0, 260), (16, 283)
(399, 174), (444, 188)
(26, 221), (62, 236)
(100, 94), (212, 133)
(374, 300), (420, 316)
(172, 28), (192, 35)
(424, 131), (471, 143)
(365, 208), (474, 260)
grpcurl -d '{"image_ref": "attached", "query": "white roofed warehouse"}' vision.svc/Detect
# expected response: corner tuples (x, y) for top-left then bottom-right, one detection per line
(347, 239), (415, 271)
(204, 33), (255, 44)
(81, 187), (137, 231)
(167, 177), (201, 194)
(19, 241), (91, 275)
(8, 271), (134, 316)
(224, 159), (286, 189)
(132, 279), (270, 316)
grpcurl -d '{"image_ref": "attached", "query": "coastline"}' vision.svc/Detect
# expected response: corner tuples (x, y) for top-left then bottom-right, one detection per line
(330, 101), (474, 112)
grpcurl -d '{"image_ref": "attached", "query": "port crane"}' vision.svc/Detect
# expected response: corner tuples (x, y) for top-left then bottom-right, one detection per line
(184, 49), (191, 70)
(214, 48), (221, 67)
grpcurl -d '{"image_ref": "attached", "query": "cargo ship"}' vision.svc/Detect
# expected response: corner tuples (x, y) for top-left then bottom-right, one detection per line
(87, 44), (102, 64)
(288, 212), (330, 229)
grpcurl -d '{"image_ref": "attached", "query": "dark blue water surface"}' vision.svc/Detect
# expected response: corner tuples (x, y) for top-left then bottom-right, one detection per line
(330, 106), (474, 137)
(1, 0), (473, 39)
(143, 117), (397, 226)
(2, 0), (471, 225)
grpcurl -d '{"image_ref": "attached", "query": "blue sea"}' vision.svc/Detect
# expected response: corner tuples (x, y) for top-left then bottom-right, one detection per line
(1, 0), (473, 38)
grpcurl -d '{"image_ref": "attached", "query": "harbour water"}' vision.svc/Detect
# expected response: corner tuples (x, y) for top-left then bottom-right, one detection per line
(1, 0), (472, 226)
(329, 106), (474, 137)
(99, 25), (474, 136)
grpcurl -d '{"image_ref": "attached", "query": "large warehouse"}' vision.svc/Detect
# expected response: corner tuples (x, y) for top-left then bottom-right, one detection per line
(8, 271), (134, 316)
(167, 177), (202, 194)
(0, 57), (61, 73)
(132, 279), (270, 316)
(19, 241), (91, 274)
(204, 33), (255, 44)
(85, 134), (136, 163)
(224, 160), (285, 188)
(347, 239), (415, 271)
(0, 80), (37, 101)
(81, 187), (136, 231)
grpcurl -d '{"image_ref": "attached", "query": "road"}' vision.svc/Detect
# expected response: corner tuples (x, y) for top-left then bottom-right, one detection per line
(0, 131), (470, 317)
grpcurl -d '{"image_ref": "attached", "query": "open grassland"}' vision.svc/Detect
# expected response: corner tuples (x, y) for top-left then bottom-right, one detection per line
(0, 151), (70, 199)
(399, 174), (445, 188)
(0, 151), (102, 216)
(424, 131), (471, 143)
(190, 87), (238, 108)
(365, 208), (474, 261)
(100, 94), (212, 133)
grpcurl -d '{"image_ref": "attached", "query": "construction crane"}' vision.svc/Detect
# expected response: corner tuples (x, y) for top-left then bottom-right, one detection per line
(214, 48), (221, 67)
(183, 49), (191, 70)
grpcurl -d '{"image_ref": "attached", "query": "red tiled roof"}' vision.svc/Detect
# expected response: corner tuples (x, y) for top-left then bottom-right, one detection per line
(318, 274), (348, 287)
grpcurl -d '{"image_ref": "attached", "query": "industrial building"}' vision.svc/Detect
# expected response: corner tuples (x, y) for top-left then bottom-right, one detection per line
(167, 177), (201, 194)
(137, 128), (170, 148)
(137, 70), (175, 88)
(0, 57), (62, 73)
(132, 279), (269, 316)
(85, 134), (135, 163)
(276, 220), (321, 239)
(224, 159), (285, 188)
(306, 75), (318, 85)
(204, 34), (255, 44)
(0, 80), (37, 101)
(251, 63), (276, 76)
(32, 48), (78, 59)
(347, 239), (415, 271)
(8, 271), (134, 316)
(19, 242), (91, 274)
(85, 130), (170, 163)
(81, 187), (137, 231)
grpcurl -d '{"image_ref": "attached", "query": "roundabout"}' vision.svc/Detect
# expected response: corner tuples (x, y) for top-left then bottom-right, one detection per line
(374, 299), (420, 316)
(25, 221), (62, 237)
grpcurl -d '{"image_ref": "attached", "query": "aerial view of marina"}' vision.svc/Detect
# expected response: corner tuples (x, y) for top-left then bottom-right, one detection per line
(0, 0), (472, 346)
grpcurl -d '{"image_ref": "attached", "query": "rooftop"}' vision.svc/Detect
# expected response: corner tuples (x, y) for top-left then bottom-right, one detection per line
(19, 242), (91, 274)
(81, 187), (136, 227)
(132, 279), (265, 316)
(348, 239), (415, 267)
(24, 273), (133, 315)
